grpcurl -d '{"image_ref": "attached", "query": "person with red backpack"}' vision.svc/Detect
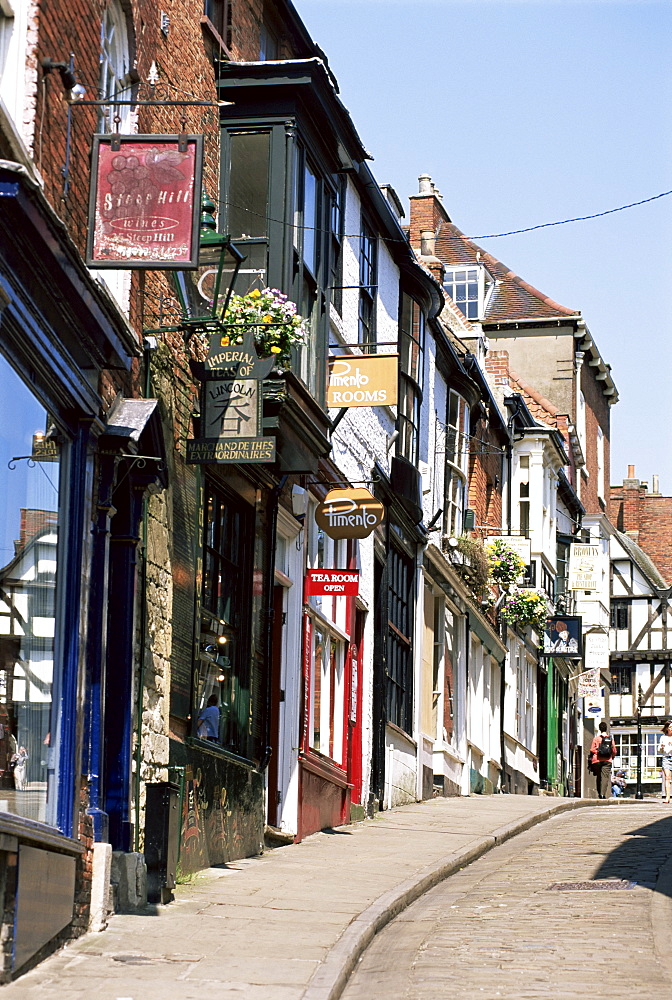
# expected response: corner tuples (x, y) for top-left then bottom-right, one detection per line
(589, 721), (616, 799)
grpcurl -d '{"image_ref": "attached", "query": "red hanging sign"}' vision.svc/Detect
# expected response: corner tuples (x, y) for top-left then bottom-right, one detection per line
(304, 569), (360, 597)
(86, 134), (204, 268)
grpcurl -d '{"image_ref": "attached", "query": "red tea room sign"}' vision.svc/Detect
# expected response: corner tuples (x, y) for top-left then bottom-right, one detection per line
(86, 134), (204, 268)
(304, 570), (360, 597)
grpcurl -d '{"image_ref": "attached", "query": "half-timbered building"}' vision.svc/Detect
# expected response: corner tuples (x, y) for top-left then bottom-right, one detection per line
(609, 529), (672, 791)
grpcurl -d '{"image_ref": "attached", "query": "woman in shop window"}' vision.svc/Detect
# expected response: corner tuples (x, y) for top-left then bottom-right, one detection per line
(658, 721), (672, 803)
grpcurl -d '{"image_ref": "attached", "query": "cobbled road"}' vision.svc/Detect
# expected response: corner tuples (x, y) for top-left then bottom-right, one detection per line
(342, 803), (672, 1000)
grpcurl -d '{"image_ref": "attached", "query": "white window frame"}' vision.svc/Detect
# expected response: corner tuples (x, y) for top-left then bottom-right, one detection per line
(443, 265), (494, 322)
(305, 506), (350, 764)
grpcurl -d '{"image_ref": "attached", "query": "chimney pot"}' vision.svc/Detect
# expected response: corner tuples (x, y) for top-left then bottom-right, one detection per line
(627, 464), (635, 478)
(420, 229), (435, 256)
(418, 173), (432, 195)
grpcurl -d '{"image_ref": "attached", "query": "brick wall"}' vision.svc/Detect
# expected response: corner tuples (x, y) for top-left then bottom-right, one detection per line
(579, 356), (611, 517)
(609, 475), (672, 586)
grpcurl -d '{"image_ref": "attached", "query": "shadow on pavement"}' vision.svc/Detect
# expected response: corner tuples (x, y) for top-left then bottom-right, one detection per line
(591, 814), (672, 895)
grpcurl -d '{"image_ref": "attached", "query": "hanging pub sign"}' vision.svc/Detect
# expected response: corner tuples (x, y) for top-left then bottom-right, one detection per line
(186, 330), (276, 464)
(304, 569), (360, 597)
(568, 542), (600, 592)
(315, 488), (385, 540)
(86, 134), (204, 268)
(543, 615), (583, 657)
(327, 355), (398, 408)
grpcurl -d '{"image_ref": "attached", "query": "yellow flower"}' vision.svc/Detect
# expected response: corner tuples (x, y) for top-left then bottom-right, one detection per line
(270, 345), (282, 354)
(220, 335), (230, 346)
(249, 289), (261, 298)
(262, 314), (273, 323)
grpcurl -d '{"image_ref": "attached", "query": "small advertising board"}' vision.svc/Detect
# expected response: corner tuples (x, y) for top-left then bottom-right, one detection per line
(304, 570), (360, 597)
(327, 355), (398, 408)
(315, 488), (385, 540)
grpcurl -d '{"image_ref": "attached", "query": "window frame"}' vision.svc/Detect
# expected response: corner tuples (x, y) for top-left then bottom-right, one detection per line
(397, 292), (425, 467)
(443, 389), (469, 536)
(443, 265), (493, 322)
(358, 217), (377, 352)
(385, 539), (414, 734)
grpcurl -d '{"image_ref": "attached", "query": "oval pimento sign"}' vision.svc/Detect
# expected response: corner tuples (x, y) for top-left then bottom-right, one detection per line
(315, 488), (385, 540)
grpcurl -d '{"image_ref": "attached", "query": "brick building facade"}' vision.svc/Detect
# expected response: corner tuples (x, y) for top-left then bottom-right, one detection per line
(609, 468), (672, 586)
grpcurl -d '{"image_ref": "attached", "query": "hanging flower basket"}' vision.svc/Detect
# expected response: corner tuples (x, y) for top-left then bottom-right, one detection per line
(220, 288), (307, 361)
(486, 539), (526, 589)
(454, 535), (490, 595)
(500, 588), (550, 634)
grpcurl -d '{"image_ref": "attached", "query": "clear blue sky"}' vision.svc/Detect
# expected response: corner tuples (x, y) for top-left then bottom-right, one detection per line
(298, 0), (672, 493)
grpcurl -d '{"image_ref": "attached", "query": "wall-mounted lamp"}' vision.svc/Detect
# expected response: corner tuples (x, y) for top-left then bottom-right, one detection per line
(41, 55), (87, 98)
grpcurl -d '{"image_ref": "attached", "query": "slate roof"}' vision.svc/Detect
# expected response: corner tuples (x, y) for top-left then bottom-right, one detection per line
(435, 220), (580, 324)
(615, 530), (669, 590)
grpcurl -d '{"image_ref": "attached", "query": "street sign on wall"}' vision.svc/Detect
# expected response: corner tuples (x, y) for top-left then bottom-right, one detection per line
(327, 355), (398, 408)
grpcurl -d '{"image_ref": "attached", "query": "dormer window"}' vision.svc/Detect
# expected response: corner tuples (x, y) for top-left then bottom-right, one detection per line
(443, 265), (493, 321)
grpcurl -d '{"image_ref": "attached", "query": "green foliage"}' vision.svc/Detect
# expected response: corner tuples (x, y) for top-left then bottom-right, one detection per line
(455, 535), (491, 595)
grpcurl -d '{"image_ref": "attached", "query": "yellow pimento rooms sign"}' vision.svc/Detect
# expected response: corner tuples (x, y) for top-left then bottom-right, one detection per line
(327, 355), (398, 408)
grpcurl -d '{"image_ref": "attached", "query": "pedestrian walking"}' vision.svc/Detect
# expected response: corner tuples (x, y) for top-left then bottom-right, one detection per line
(658, 721), (672, 803)
(589, 721), (616, 799)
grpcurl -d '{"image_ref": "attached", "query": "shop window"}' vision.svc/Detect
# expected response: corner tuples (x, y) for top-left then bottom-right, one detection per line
(305, 515), (348, 764)
(386, 541), (414, 733)
(0, 353), (63, 823)
(196, 480), (254, 756)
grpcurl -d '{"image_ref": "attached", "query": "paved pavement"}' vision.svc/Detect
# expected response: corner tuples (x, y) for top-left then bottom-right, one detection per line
(342, 802), (672, 1000)
(1, 795), (651, 999)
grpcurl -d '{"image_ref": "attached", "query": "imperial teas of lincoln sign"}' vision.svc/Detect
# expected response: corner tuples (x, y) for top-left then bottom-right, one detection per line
(187, 330), (276, 464)
(86, 134), (204, 268)
(315, 488), (385, 540)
